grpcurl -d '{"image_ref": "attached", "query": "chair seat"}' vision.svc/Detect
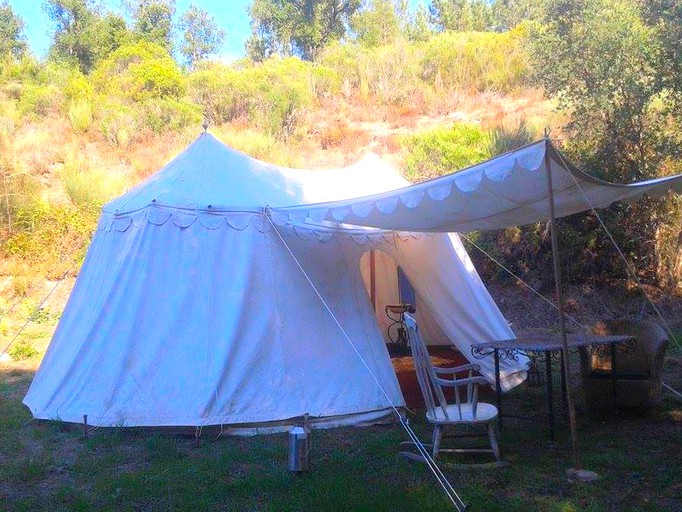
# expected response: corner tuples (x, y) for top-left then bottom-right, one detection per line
(427, 402), (498, 424)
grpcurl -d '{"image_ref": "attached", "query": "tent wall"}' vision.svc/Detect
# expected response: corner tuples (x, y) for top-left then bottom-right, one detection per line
(24, 219), (404, 428)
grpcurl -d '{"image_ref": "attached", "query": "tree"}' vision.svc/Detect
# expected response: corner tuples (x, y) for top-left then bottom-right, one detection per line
(640, 0), (682, 106)
(246, 0), (362, 61)
(44, 0), (131, 73)
(532, 0), (667, 180)
(490, 0), (545, 30)
(127, 0), (175, 52)
(406, 3), (433, 42)
(429, 0), (493, 32)
(178, 4), (226, 68)
(350, 0), (408, 47)
(0, 1), (27, 59)
(531, 0), (682, 286)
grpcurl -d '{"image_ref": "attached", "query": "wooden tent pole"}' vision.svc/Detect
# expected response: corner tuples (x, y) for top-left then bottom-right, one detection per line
(369, 250), (377, 312)
(543, 136), (582, 471)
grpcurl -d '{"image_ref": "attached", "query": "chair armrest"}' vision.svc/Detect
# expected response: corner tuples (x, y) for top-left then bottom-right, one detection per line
(433, 363), (481, 375)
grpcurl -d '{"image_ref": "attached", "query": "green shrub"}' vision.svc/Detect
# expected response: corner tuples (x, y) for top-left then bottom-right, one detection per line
(139, 98), (202, 134)
(17, 84), (62, 118)
(307, 64), (341, 98)
(12, 275), (30, 297)
(321, 41), (423, 104)
(2, 81), (22, 100)
(67, 99), (94, 134)
(93, 41), (185, 102)
(403, 123), (490, 181)
(63, 71), (94, 103)
(29, 307), (52, 324)
(0, 158), (41, 238)
(188, 57), (315, 136)
(127, 58), (186, 101)
(0, 99), (20, 138)
(318, 42), (360, 97)
(2, 203), (100, 273)
(8, 340), (38, 361)
(0, 54), (42, 83)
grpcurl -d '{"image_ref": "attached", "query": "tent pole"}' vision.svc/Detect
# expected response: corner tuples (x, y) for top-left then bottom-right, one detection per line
(370, 250), (377, 313)
(544, 137), (589, 478)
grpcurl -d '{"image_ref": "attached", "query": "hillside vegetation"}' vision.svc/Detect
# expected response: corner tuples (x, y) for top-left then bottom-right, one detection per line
(1, 0), (681, 360)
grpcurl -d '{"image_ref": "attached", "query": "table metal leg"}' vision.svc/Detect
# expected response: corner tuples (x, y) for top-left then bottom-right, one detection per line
(545, 350), (555, 446)
(494, 349), (502, 429)
(560, 349), (567, 420)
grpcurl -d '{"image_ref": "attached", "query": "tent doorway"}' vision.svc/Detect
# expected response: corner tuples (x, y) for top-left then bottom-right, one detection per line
(359, 250), (451, 348)
(359, 249), (469, 408)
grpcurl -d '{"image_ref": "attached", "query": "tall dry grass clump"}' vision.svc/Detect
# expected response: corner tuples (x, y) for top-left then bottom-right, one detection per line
(67, 99), (94, 134)
(421, 27), (529, 94)
(60, 155), (127, 207)
(487, 119), (538, 156)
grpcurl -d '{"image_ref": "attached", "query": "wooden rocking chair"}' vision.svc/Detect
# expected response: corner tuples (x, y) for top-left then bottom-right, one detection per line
(400, 314), (506, 468)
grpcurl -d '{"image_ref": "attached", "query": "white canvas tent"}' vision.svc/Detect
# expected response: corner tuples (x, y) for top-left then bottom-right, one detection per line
(24, 133), (526, 430)
(24, 134), (682, 431)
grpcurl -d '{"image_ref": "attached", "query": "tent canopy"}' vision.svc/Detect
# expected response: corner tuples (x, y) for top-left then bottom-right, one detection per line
(271, 140), (682, 233)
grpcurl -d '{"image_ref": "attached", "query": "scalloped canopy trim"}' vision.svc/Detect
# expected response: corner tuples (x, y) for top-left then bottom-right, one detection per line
(96, 206), (426, 246)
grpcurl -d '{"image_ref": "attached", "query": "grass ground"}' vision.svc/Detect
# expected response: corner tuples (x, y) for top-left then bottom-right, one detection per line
(1, 340), (680, 512)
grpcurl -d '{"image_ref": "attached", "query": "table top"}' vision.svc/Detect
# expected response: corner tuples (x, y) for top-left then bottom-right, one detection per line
(475, 332), (635, 352)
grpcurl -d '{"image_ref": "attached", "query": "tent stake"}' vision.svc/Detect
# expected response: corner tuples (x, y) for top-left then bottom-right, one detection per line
(544, 138), (597, 482)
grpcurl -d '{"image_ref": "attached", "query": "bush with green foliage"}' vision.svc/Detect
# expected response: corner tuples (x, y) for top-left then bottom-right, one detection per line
(99, 105), (139, 147)
(188, 57), (320, 136)
(8, 340), (38, 361)
(139, 97), (201, 134)
(321, 40), (425, 104)
(358, 41), (422, 104)
(91, 41), (199, 135)
(93, 41), (185, 101)
(2, 202), (100, 274)
(16, 84), (62, 118)
(403, 123), (489, 181)
(487, 119), (538, 157)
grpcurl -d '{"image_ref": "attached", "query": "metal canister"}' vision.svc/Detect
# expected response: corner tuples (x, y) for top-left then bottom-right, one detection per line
(287, 425), (310, 473)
